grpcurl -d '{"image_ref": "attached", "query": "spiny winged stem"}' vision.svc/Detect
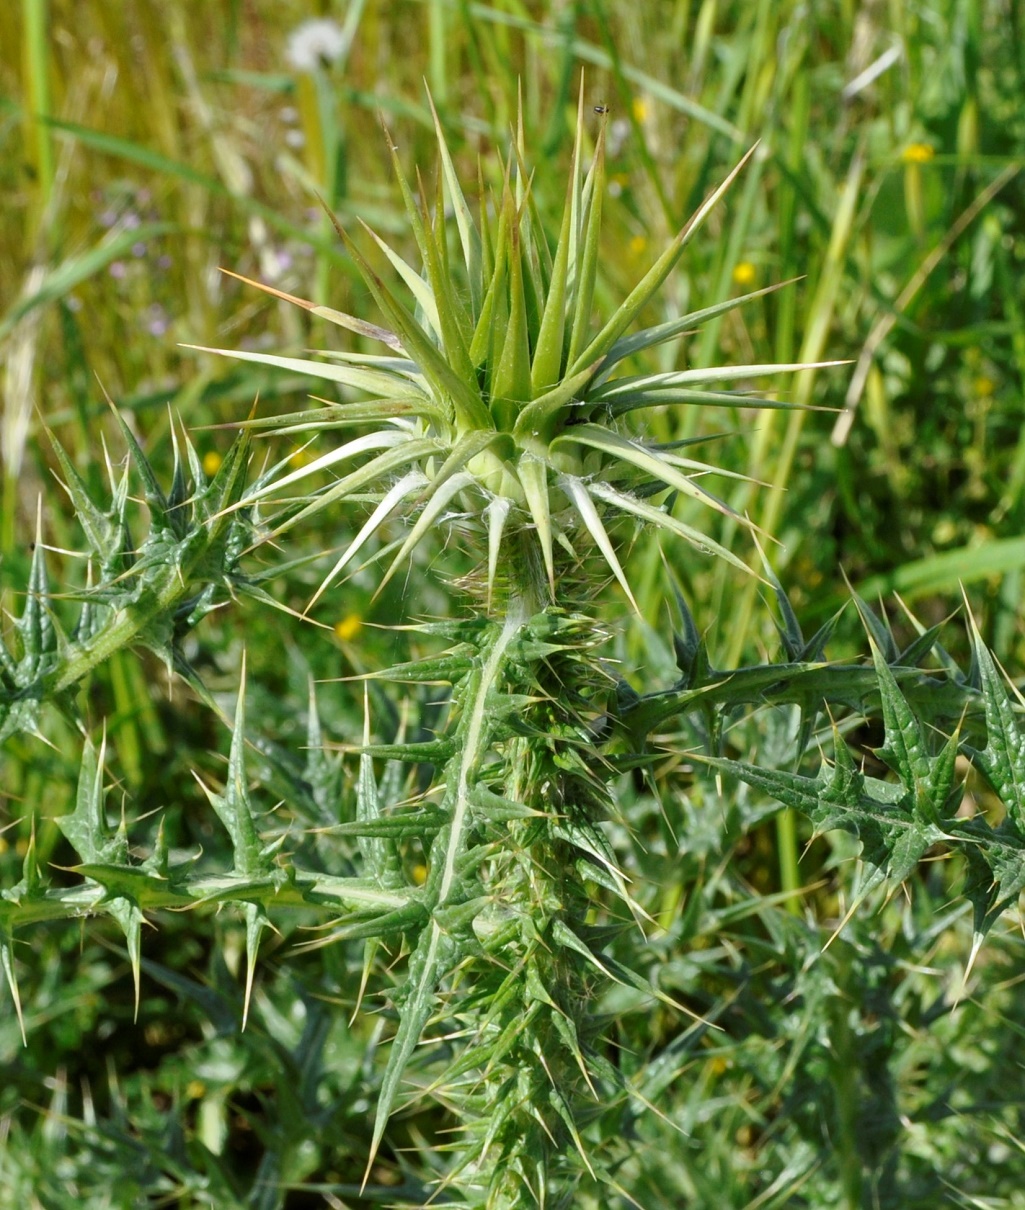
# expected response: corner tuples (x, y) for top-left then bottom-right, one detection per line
(396, 577), (625, 1205)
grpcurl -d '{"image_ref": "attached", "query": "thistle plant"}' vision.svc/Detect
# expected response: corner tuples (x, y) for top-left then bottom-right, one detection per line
(183, 97), (844, 1199)
(4, 92), (1025, 1209)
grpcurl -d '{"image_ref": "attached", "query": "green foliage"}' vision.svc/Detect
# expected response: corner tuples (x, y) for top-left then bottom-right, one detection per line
(3, 3), (1025, 1208)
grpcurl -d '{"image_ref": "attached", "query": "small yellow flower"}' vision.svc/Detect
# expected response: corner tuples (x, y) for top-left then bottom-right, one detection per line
(932, 518), (957, 546)
(289, 448), (313, 469)
(732, 261), (757, 287)
(632, 97), (649, 123)
(973, 375), (995, 397)
(629, 234), (648, 257)
(186, 1080), (206, 1099)
(902, 142), (935, 164)
(202, 450), (223, 477)
(411, 863), (428, 886)
(334, 614), (362, 642)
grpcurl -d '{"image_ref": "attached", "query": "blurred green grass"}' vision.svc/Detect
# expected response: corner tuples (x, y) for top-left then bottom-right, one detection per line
(3, 2), (1025, 1205)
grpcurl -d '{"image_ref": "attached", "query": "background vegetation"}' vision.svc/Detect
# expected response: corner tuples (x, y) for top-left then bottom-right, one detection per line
(1, 1), (1024, 1206)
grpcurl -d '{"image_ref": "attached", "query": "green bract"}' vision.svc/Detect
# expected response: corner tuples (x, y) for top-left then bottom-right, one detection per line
(192, 95), (836, 613)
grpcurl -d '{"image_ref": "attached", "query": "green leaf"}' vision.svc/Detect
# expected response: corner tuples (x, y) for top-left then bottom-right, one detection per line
(266, 435), (442, 539)
(364, 916), (461, 1183)
(218, 268), (402, 347)
(304, 470), (426, 613)
(340, 227), (494, 434)
(110, 408), (175, 532)
(872, 643), (961, 829)
(58, 734), (122, 865)
(964, 616), (1025, 834)
(426, 92), (483, 314)
(561, 475), (638, 611)
(470, 195), (509, 370)
(359, 690), (416, 889)
(596, 279), (800, 381)
(588, 480), (754, 578)
(591, 360), (845, 400)
(530, 173), (574, 395)
(565, 122), (606, 371)
(553, 423), (743, 525)
(514, 362), (599, 446)
(517, 454), (556, 593)
(184, 342), (427, 401)
(14, 521), (57, 681)
(486, 495), (512, 607)
(569, 144), (759, 376)
(0, 923), (26, 1044)
(47, 430), (111, 557)
(376, 471), (478, 595)
(57, 733), (144, 1016)
(852, 592), (900, 665)
(241, 429), (410, 507)
(490, 204), (532, 430)
(198, 658), (274, 878)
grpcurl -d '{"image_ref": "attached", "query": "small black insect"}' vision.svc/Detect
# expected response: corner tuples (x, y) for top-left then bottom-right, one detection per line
(593, 104), (610, 115)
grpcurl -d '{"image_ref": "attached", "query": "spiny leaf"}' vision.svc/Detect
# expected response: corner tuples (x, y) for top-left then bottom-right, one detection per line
(57, 732), (144, 1017)
(490, 205), (532, 430)
(470, 194), (510, 369)
(304, 470), (426, 614)
(217, 268), (402, 347)
(47, 430), (111, 557)
(486, 495), (512, 608)
(554, 423), (744, 526)
(591, 360), (846, 400)
(218, 658), (272, 875)
(424, 429), (507, 499)
(871, 642), (961, 829)
(359, 219), (442, 337)
(240, 429), (405, 506)
(425, 92), (483, 314)
(561, 475), (638, 612)
(565, 119), (606, 371)
(530, 171), (574, 395)
(184, 342), (428, 402)
(964, 614), (1025, 834)
(265, 437), (443, 536)
(0, 925), (26, 1044)
(852, 591), (900, 664)
(517, 454), (556, 595)
(757, 542), (805, 661)
(340, 226), (494, 433)
(374, 471), (478, 596)
(109, 408), (174, 529)
(357, 689), (405, 888)
(570, 143), (760, 375)
(596, 279), (801, 382)
(14, 513), (57, 679)
(241, 901), (270, 1031)
(589, 480), (755, 579)
(57, 732), (122, 865)
(514, 362), (599, 446)
(363, 917), (462, 1186)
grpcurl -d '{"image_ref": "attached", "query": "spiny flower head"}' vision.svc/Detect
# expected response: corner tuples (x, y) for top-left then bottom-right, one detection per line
(193, 93), (836, 612)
